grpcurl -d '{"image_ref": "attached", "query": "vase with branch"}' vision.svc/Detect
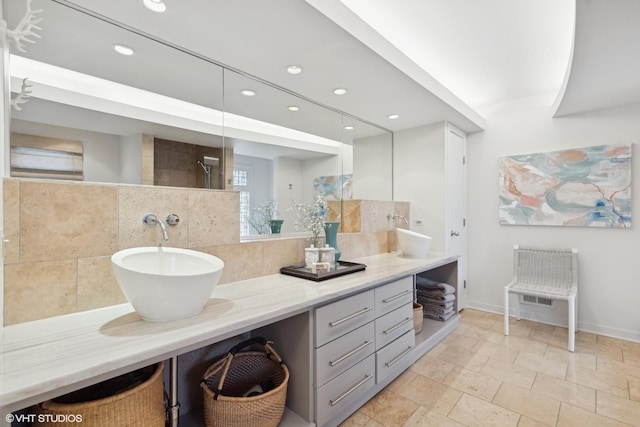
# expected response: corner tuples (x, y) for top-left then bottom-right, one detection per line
(248, 200), (281, 235)
(291, 195), (327, 248)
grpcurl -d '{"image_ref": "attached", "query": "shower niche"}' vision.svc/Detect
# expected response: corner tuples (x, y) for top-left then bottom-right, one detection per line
(153, 138), (228, 190)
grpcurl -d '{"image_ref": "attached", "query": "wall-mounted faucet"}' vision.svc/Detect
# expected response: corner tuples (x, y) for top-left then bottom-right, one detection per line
(387, 213), (409, 225)
(143, 213), (169, 241)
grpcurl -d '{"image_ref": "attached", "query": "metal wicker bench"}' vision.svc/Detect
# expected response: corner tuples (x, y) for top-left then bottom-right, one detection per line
(503, 245), (578, 351)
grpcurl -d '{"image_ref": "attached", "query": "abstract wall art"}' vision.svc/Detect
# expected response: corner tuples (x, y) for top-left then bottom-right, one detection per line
(314, 174), (353, 200)
(498, 144), (632, 227)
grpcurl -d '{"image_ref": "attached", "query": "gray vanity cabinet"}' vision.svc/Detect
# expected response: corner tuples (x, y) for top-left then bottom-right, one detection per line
(254, 262), (459, 427)
(314, 276), (415, 426)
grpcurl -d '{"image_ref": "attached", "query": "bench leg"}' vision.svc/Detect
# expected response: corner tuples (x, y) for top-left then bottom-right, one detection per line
(504, 287), (510, 336)
(568, 296), (576, 352)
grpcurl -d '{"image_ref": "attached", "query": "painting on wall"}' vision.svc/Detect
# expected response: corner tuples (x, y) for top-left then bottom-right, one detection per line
(314, 174), (353, 200)
(498, 144), (632, 227)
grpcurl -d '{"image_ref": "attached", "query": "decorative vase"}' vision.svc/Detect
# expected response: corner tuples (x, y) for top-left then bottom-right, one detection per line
(323, 221), (341, 263)
(268, 219), (284, 234)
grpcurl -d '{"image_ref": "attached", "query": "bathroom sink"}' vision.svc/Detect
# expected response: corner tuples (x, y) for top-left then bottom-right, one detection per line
(111, 247), (224, 321)
(396, 229), (432, 258)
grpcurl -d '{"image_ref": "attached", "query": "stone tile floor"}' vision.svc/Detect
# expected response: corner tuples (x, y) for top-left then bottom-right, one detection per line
(340, 308), (640, 426)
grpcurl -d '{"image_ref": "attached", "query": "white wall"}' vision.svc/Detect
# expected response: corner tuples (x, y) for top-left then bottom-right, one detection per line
(394, 122), (447, 252)
(274, 157), (303, 234)
(353, 133), (392, 200)
(119, 135), (142, 184)
(467, 93), (640, 342)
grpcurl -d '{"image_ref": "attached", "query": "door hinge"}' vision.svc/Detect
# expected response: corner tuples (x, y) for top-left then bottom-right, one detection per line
(464, 280), (467, 289)
(463, 156), (466, 165)
(463, 218), (466, 227)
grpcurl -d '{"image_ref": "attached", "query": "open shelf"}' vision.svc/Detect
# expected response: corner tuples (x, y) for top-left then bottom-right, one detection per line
(178, 407), (312, 427)
(412, 315), (459, 363)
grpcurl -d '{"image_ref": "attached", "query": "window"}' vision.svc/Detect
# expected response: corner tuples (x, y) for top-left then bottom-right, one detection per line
(233, 168), (250, 236)
(10, 133), (83, 180)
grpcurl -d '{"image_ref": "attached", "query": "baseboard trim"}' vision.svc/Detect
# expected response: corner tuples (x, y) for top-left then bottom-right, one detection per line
(466, 301), (640, 344)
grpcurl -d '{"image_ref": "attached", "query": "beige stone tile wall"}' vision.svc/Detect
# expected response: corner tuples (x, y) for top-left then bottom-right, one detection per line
(3, 182), (407, 325)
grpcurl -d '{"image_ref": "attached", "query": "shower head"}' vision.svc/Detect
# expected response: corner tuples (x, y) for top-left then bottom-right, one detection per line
(196, 160), (210, 173)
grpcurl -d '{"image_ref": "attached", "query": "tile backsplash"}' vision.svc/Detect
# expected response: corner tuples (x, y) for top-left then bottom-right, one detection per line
(3, 178), (409, 325)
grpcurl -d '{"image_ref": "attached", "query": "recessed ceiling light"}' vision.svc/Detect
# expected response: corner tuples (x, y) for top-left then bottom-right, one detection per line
(288, 106), (300, 111)
(343, 125), (354, 130)
(113, 44), (135, 56)
(241, 89), (256, 97)
(287, 65), (303, 75)
(387, 114), (400, 120)
(143, 0), (167, 13)
(333, 88), (347, 95)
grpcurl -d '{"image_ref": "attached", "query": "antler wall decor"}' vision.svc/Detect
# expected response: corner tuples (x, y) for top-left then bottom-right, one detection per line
(0, 0), (43, 52)
(11, 78), (32, 111)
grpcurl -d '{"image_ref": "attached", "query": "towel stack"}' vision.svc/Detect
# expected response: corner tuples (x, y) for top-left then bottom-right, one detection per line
(416, 276), (456, 322)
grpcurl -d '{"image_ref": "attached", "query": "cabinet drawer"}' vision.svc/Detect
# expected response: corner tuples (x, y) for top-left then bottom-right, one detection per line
(375, 302), (413, 350)
(316, 354), (375, 427)
(374, 276), (413, 317)
(375, 330), (415, 384)
(316, 322), (374, 387)
(315, 290), (375, 347)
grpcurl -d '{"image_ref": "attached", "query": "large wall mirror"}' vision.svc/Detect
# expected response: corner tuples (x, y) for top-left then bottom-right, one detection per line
(4, 0), (393, 238)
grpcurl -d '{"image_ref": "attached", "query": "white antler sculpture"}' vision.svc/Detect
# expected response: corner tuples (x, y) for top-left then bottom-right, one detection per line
(1, 0), (43, 52)
(11, 78), (32, 111)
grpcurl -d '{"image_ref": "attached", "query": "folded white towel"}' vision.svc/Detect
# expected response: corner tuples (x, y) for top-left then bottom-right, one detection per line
(417, 292), (456, 303)
(424, 310), (455, 322)
(421, 303), (455, 314)
(416, 278), (456, 295)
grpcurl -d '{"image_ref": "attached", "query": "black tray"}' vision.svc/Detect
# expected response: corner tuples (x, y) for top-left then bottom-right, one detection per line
(280, 261), (367, 282)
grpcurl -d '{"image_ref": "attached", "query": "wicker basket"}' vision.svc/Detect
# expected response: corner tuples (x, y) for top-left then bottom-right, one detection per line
(413, 302), (423, 334)
(201, 337), (289, 427)
(33, 362), (165, 427)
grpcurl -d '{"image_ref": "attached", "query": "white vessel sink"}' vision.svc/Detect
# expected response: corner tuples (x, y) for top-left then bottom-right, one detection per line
(396, 229), (432, 258)
(112, 247), (224, 321)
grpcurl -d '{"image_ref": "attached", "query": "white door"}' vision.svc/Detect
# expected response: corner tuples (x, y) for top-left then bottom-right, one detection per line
(446, 124), (468, 310)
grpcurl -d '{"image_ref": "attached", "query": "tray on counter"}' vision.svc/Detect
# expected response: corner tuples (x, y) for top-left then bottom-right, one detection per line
(280, 261), (366, 282)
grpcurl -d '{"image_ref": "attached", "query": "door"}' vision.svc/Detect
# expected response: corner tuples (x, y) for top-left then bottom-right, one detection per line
(446, 124), (468, 310)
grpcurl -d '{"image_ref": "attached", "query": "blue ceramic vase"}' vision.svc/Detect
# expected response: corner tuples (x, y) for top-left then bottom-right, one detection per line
(323, 221), (341, 263)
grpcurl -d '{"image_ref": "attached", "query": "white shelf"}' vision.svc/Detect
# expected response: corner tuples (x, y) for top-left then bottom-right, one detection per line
(412, 315), (459, 363)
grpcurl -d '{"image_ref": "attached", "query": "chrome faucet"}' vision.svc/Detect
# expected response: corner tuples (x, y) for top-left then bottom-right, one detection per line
(143, 213), (169, 241)
(387, 213), (409, 225)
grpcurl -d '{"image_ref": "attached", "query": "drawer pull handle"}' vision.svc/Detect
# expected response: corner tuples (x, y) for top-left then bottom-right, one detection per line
(382, 289), (411, 303)
(329, 374), (373, 406)
(383, 317), (412, 335)
(329, 341), (373, 367)
(385, 346), (413, 368)
(329, 307), (372, 327)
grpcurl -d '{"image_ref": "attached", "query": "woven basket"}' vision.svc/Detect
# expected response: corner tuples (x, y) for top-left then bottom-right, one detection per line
(33, 362), (165, 427)
(201, 337), (289, 427)
(413, 302), (423, 334)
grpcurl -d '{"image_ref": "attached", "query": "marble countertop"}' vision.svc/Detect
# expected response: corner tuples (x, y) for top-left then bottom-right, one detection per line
(0, 252), (456, 413)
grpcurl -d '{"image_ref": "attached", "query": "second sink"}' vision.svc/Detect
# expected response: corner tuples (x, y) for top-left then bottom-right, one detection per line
(396, 228), (432, 258)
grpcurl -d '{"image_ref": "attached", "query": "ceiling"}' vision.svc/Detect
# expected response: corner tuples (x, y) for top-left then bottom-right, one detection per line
(40, 0), (485, 134)
(327, 0), (575, 110)
(552, 0), (640, 116)
(7, 0), (638, 141)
